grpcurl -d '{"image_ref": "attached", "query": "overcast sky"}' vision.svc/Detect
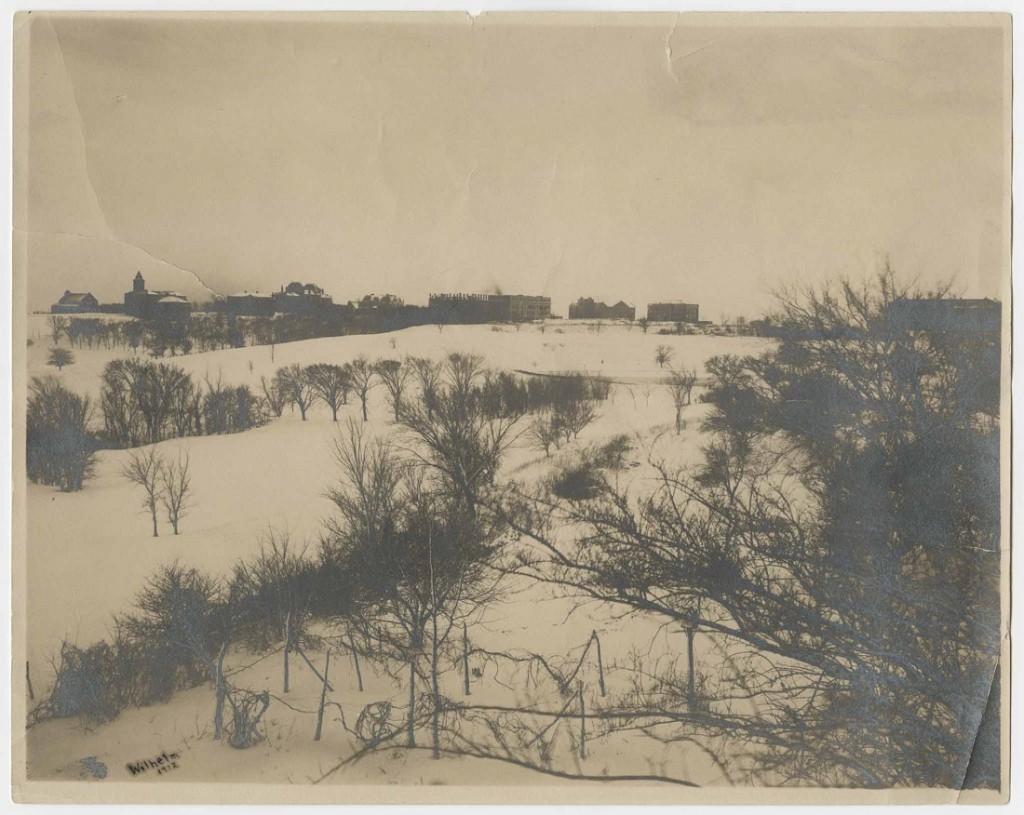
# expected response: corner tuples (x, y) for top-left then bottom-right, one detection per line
(16, 12), (1009, 317)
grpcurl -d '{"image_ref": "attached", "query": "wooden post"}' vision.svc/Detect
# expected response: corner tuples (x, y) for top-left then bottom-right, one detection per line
(593, 631), (606, 697)
(407, 659), (416, 747)
(578, 681), (586, 760)
(462, 623), (471, 696)
(315, 650), (331, 741)
(349, 634), (363, 692)
(214, 642), (228, 740)
(431, 613), (441, 760)
(283, 612), (291, 693)
(297, 647), (333, 692)
(686, 626), (696, 711)
(26, 661), (34, 701)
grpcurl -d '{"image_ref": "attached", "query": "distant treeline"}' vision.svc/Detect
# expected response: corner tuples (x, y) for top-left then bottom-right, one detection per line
(50, 313), (355, 358)
(27, 353), (615, 493)
(47, 300), (533, 360)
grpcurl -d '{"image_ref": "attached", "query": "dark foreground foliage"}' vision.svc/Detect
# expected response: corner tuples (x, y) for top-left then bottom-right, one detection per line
(500, 274), (1003, 788)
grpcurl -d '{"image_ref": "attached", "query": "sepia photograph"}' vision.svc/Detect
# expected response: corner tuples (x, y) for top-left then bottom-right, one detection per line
(9, 9), (1011, 804)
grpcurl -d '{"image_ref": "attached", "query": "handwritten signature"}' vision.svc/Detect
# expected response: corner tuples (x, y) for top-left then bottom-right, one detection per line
(126, 751), (181, 778)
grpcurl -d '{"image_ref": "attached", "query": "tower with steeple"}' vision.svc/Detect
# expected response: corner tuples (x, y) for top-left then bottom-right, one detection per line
(124, 270), (191, 321)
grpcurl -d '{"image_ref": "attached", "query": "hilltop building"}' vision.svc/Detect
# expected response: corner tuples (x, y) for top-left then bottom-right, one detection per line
(428, 293), (551, 323)
(272, 282), (333, 315)
(51, 290), (100, 314)
(225, 291), (275, 316)
(124, 272), (191, 321)
(225, 281), (334, 317)
(647, 301), (700, 323)
(568, 297), (635, 320)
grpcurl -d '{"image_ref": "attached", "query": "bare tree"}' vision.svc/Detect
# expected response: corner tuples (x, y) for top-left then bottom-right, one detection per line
(98, 359), (197, 447)
(274, 364), (316, 420)
(525, 411), (561, 457)
(101, 359), (146, 447)
(306, 363), (349, 421)
(322, 420), (508, 758)
(375, 358), (413, 421)
(654, 344), (674, 369)
(259, 375), (287, 418)
(122, 447), (166, 537)
(137, 362), (193, 444)
(168, 373), (200, 437)
(563, 399), (597, 442)
(229, 530), (316, 693)
(324, 419), (403, 550)
(159, 450), (192, 535)
(201, 372), (232, 434)
(408, 357), (442, 419)
(121, 563), (235, 739)
(346, 356), (377, 422)
(48, 315), (69, 347)
(665, 367), (697, 433)
(46, 347), (74, 371)
(399, 354), (521, 517)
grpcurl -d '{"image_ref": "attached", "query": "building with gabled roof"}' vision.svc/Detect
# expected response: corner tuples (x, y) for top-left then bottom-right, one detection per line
(568, 297), (635, 320)
(51, 290), (100, 314)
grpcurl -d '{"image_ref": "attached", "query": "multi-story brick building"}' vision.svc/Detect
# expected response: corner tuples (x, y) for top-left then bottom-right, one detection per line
(647, 301), (699, 323)
(428, 292), (551, 323)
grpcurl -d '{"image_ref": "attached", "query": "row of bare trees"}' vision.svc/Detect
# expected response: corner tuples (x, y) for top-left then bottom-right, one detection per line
(260, 358), (379, 423)
(50, 315), (196, 357)
(262, 354), (610, 429)
(101, 359), (266, 448)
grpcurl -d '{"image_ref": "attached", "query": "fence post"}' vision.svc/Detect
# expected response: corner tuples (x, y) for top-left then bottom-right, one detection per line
(283, 611), (291, 693)
(26, 661), (34, 701)
(349, 634), (363, 692)
(463, 623), (471, 696)
(578, 681), (586, 760)
(686, 625), (696, 710)
(407, 659), (416, 747)
(297, 647), (333, 692)
(592, 630), (606, 697)
(315, 650), (331, 741)
(214, 642), (228, 740)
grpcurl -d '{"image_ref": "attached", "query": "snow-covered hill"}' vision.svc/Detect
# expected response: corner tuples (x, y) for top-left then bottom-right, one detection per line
(22, 318), (772, 787)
